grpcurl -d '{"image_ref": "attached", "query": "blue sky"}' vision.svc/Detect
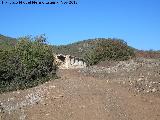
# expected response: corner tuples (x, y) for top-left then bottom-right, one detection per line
(0, 0), (160, 50)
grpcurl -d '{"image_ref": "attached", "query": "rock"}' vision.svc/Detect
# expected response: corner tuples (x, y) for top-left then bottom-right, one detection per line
(122, 81), (125, 84)
(152, 88), (157, 92)
(46, 113), (50, 116)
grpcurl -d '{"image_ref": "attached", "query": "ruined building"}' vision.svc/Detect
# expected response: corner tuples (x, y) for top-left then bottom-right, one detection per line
(54, 54), (87, 69)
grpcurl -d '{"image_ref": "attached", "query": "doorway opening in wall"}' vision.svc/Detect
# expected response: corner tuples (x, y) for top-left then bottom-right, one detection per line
(57, 55), (66, 62)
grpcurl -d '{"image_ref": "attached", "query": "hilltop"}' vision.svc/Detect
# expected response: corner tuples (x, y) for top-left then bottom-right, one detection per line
(1, 34), (160, 62)
(0, 34), (160, 60)
(52, 38), (160, 65)
(52, 38), (135, 58)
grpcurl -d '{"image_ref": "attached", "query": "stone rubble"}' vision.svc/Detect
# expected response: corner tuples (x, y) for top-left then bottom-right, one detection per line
(0, 83), (58, 120)
(80, 58), (160, 94)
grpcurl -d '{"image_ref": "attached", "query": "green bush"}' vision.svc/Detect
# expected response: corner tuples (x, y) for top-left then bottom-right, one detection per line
(84, 38), (135, 65)
(0, 35), (57, 93)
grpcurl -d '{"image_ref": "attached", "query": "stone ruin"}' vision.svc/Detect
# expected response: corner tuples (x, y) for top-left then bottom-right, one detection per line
(54, 54), (87, 69)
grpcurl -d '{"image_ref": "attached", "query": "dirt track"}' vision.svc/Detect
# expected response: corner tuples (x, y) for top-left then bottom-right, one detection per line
(0, 69), (160, 120)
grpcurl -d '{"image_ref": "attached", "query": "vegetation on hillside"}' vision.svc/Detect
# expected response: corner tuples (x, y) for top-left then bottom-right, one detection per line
(0, 34), (17, 49)
(83, 38), (135, 65)
(0, 35), (57, 93)
(135, 50), (160, 59)
(52, 38), (135, 65)
(52, 39), (100, 58)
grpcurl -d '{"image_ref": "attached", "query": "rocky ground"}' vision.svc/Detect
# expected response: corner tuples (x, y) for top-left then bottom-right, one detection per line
(0, 58), (160, 120)
(80, 58), (160, 95)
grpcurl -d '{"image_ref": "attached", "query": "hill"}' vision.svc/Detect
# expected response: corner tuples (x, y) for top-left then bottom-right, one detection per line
(52, 38), (98, 58)
(0, 34), (17, 49)
(52, 38), (160, 60)
(52, 38), (136, 65)
(52, 38), (134, 57)
(0, 34), (159, 60)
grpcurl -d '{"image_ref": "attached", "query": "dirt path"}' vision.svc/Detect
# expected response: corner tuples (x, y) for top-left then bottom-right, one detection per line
(0, 69), (160, 120)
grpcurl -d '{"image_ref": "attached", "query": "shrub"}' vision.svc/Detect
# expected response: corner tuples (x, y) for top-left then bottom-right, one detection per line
(84, 38), (135, 65)
(0, 35), (57, 93)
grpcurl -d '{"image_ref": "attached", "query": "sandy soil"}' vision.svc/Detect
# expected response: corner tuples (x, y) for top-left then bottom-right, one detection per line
(0, 69), (160, 120)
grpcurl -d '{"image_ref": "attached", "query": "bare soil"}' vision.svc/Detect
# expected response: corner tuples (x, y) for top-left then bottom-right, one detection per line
(0, 67), (160, 120)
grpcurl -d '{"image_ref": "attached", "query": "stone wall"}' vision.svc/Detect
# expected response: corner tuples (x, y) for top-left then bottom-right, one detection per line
(54, 54), (87, 69)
